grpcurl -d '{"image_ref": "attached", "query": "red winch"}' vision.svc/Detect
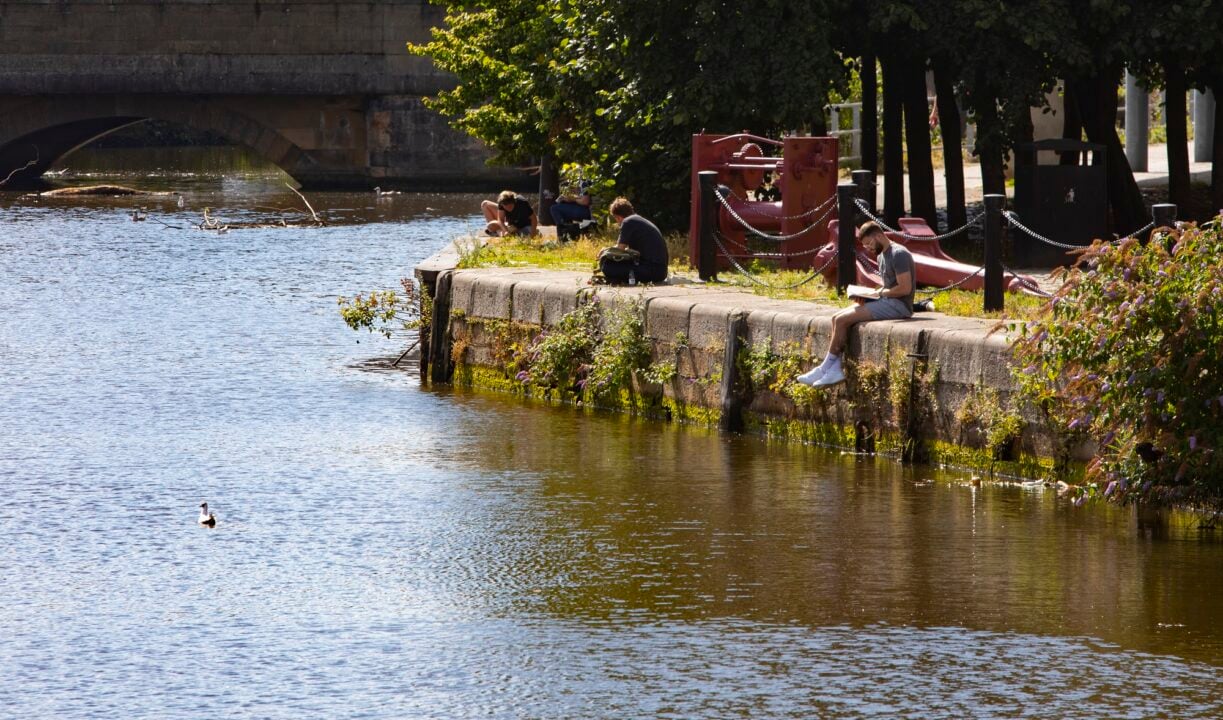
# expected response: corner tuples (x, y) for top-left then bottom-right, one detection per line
(688, 133), (839, 269)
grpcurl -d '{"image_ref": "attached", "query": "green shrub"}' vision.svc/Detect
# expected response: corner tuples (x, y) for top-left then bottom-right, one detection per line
(337, 278), (423, 339)
(1012, 222), (1223, 507)
(518, 301), (601, 391)
(585, 301), (651, 400)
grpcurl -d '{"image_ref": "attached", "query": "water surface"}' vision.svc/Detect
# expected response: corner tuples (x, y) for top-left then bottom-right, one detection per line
(2, 148), (1221, 719)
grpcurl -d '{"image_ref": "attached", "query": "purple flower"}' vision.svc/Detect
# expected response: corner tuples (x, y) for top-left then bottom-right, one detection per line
(1156, 391), (1165, 403)
(1101, 382), (1111, 392)
(1104, 480), (1117, 497)
(1073, 495), (1087, 507)
(1189, 436), (1197, 450)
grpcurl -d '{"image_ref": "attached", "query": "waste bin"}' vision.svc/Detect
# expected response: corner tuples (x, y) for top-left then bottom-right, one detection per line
(1013, 139), (1108, 267)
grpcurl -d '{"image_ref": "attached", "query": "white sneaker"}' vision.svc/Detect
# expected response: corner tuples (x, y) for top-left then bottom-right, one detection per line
(813, 364), (846, 387)
(796, 364), (827, 386)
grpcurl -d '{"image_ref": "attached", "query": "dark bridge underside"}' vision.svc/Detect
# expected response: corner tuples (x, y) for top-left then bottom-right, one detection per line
(0, 117), (143, 188)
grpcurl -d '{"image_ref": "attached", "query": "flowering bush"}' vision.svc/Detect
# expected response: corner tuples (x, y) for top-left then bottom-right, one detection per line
(516, 301), (601, 391)
(1012, 222), (1223, 507)
(338, 278), (423, 339)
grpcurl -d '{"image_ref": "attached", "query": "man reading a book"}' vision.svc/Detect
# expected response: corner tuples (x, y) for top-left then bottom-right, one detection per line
(797, 221), (914, 388)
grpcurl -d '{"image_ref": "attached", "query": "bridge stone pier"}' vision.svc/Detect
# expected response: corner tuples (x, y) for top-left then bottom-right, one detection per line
(0, 0), (523, 189)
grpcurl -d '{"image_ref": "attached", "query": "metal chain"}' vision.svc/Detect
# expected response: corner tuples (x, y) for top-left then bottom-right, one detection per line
(711, 232), (837, 289)
(726, 188), (837, 221)
(917, 266), (984, 297)
(1002, 210), (1090, 251)
(715, 190), (836, 242)
(1119, 221), (1156, 242)
(853, 199), (984, 243)
(1000, 261), (1054, 297)
(716, 230), (835, 259)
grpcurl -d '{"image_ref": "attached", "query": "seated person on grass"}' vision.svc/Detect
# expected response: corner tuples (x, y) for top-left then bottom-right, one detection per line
(549, 183), (593, 226)
(599, 197), (668, 285)
(797, 220), (914, 388)
(481, 190), (538, 237)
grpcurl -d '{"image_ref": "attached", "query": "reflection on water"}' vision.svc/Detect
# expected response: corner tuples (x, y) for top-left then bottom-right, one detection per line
(1, 147), (1221, 718)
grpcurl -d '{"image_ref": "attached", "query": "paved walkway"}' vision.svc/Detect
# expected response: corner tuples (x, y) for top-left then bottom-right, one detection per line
(899, 142), (1211, 208)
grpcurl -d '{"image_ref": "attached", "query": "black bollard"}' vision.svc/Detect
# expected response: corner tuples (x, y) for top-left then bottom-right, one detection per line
(428, 270), (454, 385)
(698, 171), (719, 281)
(719, 311), (748, 433)
(1151, 203), (1177, 236)
(983, 194), (1005, 312)
(851, 169), (876, 215)
(837, 182), (858, 295)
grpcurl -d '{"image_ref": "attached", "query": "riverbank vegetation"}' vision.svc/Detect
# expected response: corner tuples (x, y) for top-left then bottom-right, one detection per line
(1013, 221), (1223, 510)
(454, 232), (1048, 321)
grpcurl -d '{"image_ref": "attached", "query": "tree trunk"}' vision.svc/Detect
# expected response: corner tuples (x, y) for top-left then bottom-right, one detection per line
(975, 98), (1007, 197)
(538, 151), (559, 226)
(1212, 80), (1223, 212)
(1164, 62), (1191, 209)
(933, 66), (966, 231)
(810, 111), (828, 137)
(861, 54), (878, 175)
(902, 62), (938, 228)
(881, 54), (905, 224)
(1069, 72), (1147, 233)
(1060, 82), (1084, 165)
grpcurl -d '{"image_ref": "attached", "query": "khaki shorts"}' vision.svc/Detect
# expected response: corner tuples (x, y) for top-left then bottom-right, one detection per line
(865, 297), (913, 320)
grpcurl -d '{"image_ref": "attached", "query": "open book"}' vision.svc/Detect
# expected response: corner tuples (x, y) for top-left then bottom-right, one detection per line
(847, 284), (882, 300)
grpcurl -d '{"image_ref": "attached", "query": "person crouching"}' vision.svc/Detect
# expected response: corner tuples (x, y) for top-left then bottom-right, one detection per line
(599, 197), (668, 285)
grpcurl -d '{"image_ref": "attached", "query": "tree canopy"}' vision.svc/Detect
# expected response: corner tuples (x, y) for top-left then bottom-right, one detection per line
(412, 0), (1223, 230)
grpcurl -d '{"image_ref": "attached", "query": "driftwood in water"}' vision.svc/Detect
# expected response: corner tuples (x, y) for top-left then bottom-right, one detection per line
(37, 185), (176, 197)
(197, 184), (327, 232)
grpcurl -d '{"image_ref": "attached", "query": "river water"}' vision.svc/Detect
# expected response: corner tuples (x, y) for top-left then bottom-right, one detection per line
(2, 149), (1221, 719)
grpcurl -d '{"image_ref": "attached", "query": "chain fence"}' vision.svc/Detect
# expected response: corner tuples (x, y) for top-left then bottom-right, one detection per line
(725, 189), (837, 222)
(853, 199), (984, 243)
(714, 189), (836, 242)
(711, 231), (837, 289)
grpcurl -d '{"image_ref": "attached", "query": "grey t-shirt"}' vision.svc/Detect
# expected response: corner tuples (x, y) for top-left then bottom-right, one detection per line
(878, 243), (915, 309)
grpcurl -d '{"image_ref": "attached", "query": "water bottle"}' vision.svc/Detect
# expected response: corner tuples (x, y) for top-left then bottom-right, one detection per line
(628, 271), (637, 286)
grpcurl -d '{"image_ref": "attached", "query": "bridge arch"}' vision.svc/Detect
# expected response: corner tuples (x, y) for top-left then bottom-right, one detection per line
(0, 96), (311, 187)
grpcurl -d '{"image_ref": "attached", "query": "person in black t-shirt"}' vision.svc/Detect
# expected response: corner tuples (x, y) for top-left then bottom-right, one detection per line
(481, 190), (538, 237)
(599, 197), (668, 284)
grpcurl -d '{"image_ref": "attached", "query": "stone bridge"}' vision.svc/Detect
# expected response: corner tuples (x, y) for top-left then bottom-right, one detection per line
(0, 0), (522, 189)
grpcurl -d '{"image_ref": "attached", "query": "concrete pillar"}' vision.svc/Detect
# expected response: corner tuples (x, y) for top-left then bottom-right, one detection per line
(1193, 89), (1215, 162)
(1125, 70), (1148, 172)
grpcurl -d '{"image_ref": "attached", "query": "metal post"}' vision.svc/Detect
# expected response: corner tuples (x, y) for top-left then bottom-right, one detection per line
(1194, 89), (1215, 163)
(851, 169), (875, 215)
(698, 170), (719, 281)
(983, 194), (1005, 312)
(719, 311), (747, 434)
(1152, 203), (1177, 230)
(1125, 70), (1149, 172)
(836, 182), (858, 295)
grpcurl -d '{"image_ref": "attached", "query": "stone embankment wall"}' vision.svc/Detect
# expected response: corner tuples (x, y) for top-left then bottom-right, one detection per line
(417, 265), (1083, 479)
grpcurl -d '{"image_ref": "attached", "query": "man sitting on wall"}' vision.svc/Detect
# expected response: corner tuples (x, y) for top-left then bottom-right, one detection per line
(481, 190), (538, 237)
(598, 197), (669, 285)
(797, 221), (914, 388)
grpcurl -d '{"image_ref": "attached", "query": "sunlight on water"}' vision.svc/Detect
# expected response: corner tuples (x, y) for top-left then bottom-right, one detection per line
(0, 147), (1220, 718)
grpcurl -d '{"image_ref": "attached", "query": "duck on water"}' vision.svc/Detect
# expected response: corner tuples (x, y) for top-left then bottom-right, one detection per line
(198, 502), (216, 527)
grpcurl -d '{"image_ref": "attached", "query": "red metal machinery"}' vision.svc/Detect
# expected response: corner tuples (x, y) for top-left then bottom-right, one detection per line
(689, 133), (839, 269)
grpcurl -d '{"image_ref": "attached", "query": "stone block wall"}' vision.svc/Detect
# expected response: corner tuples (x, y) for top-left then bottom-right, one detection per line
(427, 267), (1083, 479)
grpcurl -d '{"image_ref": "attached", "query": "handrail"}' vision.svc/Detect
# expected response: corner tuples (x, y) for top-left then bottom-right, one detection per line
(707, 133), (784, 147)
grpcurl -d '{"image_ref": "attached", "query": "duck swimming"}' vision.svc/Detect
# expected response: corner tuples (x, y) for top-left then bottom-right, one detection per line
(198, 501), (216, 527)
